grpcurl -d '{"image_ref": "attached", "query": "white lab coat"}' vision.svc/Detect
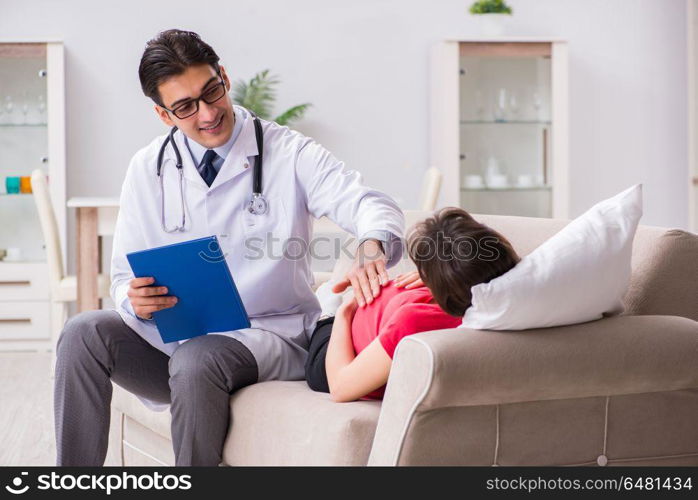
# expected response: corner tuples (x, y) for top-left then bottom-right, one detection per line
(110, 105), (404, 410)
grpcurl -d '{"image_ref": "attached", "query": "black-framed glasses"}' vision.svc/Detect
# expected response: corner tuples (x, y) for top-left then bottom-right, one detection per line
(162, 77), (227, 119)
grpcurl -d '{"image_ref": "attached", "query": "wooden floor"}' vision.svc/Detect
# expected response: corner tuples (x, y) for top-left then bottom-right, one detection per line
(0, 352), (56, 466)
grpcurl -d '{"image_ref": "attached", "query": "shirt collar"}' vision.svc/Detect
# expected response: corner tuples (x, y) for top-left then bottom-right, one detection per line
(184, 105), (245, 166)
(171, 106), (259, 189)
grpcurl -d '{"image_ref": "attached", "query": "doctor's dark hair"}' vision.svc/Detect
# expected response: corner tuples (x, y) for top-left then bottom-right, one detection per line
(139, 29), (220, 106)
(407, 207), (520, 317)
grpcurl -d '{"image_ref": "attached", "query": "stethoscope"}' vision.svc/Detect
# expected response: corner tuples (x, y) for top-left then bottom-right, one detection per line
(156, 111), (267, 233)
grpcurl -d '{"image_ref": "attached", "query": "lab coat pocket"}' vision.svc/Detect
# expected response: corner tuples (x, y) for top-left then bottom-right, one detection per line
(241, 195), (290, 262)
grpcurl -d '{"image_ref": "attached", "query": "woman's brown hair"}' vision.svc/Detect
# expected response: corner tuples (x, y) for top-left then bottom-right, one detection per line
(407, 207), (520, 317)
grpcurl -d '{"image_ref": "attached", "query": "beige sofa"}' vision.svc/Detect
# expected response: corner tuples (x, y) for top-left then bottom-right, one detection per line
(105, 212), (698, 466)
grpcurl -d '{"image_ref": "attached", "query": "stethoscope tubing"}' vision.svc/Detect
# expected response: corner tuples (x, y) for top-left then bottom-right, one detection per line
(156, 111), (266, 232)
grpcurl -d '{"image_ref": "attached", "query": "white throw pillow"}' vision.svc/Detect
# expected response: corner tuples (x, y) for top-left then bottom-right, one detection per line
(461, 184), (643, 330)
(315, 279), (345, 317)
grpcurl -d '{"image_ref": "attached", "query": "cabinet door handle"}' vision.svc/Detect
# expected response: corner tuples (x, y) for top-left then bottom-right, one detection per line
(0, 281), (31, 286)
(0, 318), (32, 324)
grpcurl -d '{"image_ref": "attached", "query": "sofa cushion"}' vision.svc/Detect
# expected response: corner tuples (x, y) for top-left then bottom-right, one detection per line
(112, 383), (171, 440)
(112, 381), (382, 466)
(223, 381), (381, 465)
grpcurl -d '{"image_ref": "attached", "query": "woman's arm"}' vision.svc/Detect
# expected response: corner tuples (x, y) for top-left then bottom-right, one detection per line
(325, 298), (392, 403)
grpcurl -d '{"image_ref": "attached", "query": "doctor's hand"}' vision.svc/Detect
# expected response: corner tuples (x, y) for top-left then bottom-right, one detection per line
(332, 239), (389, 307)
(127, 277), (178, 320)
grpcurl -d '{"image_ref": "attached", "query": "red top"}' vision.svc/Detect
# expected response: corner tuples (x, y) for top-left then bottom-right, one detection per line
(350, 280), (462, 399)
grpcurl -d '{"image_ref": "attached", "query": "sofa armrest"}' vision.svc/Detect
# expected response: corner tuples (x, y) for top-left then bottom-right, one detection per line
(368, 315), (698, 465)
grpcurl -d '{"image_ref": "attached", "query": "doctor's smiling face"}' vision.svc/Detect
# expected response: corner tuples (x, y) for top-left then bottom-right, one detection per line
(154, 63), (234, 149)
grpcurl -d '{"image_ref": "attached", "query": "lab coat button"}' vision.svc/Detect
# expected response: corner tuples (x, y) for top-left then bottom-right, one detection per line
(244, 163), (249, 169)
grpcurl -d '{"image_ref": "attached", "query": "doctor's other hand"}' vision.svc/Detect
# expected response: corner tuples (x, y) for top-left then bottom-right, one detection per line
(332, 239), (389, 307)
(127, 277), (178, 320)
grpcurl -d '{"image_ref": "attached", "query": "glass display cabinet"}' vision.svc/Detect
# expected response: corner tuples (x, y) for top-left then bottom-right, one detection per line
(0, 41), (65, 350)
(430, 39), (569, 218)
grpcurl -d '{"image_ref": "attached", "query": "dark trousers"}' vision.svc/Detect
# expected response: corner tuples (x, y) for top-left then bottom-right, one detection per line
(54, 310), (258, 466)
(304, 316), (335, 393)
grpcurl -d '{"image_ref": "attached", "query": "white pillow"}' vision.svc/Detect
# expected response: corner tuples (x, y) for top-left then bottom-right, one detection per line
(315, 279), (345, 317)
(461, 184), (643, 330)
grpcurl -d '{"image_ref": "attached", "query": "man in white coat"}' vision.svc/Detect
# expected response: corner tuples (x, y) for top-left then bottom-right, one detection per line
(53, 29), (404, 466)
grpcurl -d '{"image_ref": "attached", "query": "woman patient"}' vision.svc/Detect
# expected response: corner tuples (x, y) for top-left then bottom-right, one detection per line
(305, 207), (520, 402)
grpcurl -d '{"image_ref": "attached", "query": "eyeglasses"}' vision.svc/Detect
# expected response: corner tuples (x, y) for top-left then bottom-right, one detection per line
(162, 77), (227, 119)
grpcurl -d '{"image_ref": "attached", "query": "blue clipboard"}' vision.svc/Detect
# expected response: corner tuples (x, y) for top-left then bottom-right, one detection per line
(126, 236), (250, 343)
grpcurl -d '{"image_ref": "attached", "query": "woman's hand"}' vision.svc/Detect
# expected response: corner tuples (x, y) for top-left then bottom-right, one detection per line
(393, 270), (425, 289)
(337, 293), (359, 317)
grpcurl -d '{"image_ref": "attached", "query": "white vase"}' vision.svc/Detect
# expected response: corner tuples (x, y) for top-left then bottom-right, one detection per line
(476, 13), (511, 37)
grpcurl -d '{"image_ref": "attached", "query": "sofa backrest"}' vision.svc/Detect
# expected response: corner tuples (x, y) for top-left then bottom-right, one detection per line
(329, 210), (698, 322)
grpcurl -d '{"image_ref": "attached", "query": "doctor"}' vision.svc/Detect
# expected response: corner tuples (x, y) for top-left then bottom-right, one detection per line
(53, 29), (404, 466)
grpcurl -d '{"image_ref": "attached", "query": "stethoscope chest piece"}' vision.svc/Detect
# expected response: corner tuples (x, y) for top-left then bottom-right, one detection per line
(248, 192), (268, 215)
(156, 110), (267, 233)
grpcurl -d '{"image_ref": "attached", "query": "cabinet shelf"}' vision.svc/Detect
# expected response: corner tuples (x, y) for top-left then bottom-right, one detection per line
(461, 185), (552, 192)
(0, 259), (46, 264)
(0, 123), (47, 128)
(460, 120), (551, 125)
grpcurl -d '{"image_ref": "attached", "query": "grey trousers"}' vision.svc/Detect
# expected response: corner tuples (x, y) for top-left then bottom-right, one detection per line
(53, 309), (258, 466)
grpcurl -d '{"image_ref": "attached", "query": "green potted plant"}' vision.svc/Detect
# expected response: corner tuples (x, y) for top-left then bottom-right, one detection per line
(469, 0), (513, 37)
(231, 69), (311, 127)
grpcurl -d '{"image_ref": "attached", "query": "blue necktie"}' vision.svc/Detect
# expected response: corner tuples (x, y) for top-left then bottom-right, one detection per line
(199, 149), (219, 187)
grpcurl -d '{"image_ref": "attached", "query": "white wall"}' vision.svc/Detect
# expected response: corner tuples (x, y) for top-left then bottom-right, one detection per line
(0, 0), (690, 263)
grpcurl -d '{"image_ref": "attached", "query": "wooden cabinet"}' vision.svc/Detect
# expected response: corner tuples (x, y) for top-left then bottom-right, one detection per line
(0, 41), (65, 350)
(430, 38), (569, 218)
(0, 262), (51, 344)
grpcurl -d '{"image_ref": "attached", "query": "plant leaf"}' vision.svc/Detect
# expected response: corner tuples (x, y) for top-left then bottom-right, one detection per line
(231, 69), (312, 126)
(273, 103), (312, 126)
(231, 69), (279, 119)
